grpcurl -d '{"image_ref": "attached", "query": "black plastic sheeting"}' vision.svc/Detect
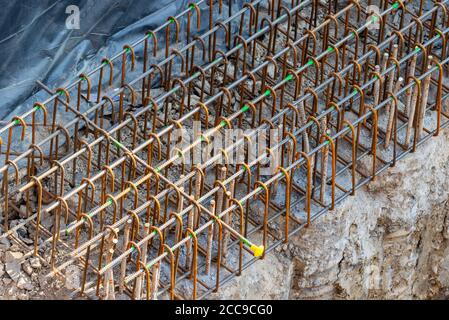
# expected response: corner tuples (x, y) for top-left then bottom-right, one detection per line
(0, 0), (190, 120)
(0, 0), (247, 167)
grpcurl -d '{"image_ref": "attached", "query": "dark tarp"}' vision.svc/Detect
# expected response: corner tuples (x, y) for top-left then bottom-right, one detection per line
(0, 0), (190, 120)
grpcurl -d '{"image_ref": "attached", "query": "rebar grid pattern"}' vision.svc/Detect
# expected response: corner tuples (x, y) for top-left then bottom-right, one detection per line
(1, 0), (449, 300)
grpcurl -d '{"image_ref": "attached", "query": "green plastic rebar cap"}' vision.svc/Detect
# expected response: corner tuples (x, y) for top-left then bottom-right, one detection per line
(241, 237), (250, 246)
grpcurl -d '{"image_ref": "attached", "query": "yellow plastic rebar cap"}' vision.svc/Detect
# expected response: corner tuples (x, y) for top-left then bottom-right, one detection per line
(251, 244), (265, 258)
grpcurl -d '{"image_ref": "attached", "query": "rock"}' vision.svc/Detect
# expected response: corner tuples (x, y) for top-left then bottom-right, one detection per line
(0, 262), (4, 277)
(0, 236), (10, 250)
(31, 273), (38, 283)
(18, 292), (29, 300)
(267, 64), (276, 78)
(4, 251), (23, 263)
(186, 94), (201, 107)
(30, 257), (42, 269)
(22, 261), (33, 276)
(40, 216), (54, 230)
(9, 220), (27, 238)
(19, 205), (28, 219)
(53, 279), (63, 290)
(5, 261), (21, 282)
(226, 64), (235, 79)
(194, 81), (211, 96)
(22, 237), (34, 245)
(9, 244), (20, 251)
(17, 227), (28, 238)
(385, 229), (410, 240)
(38, 275), (50, 289)
(29, 201), (37, 213)
(7, 286), (16, 298)
(17, 276), (34, 291)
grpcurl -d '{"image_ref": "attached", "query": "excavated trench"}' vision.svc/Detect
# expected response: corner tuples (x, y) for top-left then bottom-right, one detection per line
(214, 128), (449, 300)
